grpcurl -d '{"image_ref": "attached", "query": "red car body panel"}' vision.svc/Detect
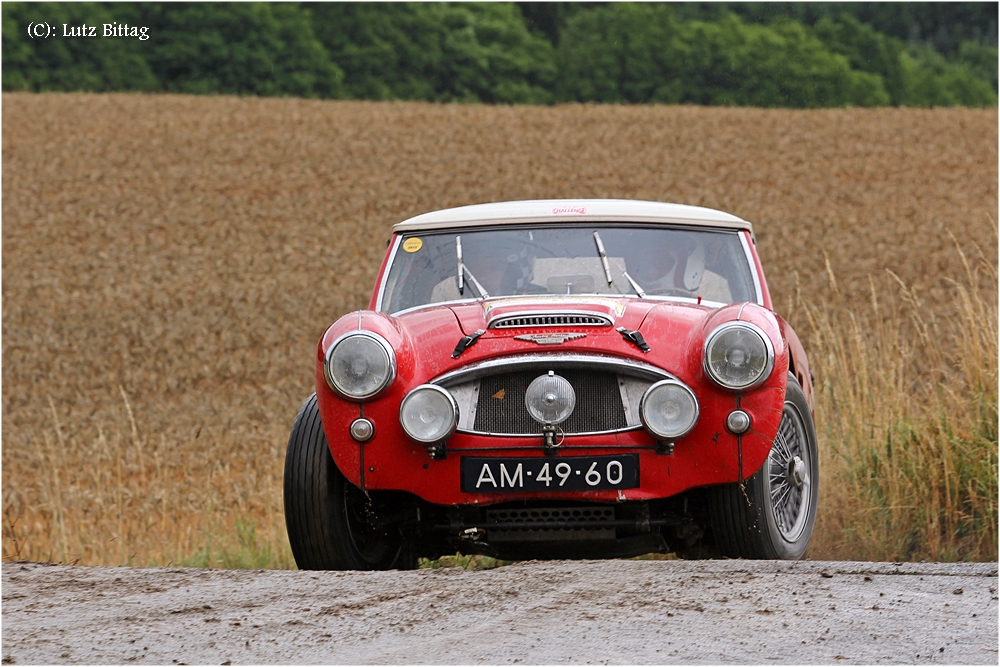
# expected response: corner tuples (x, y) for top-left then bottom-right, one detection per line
(315, 228), (803, 508)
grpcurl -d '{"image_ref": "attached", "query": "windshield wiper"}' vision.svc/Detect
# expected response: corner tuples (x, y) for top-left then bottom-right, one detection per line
(455, 235), (490, 299)
(594, 231), (645, 298)
(622, 271), (647, 299)
(456, 235), (465, 296)
(593, 231), (614, 287)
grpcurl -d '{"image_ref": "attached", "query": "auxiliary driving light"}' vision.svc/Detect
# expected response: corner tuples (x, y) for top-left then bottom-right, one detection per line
(640, 379), (699, 440)
(399, 385), (459, 444)
(525, 371), (576, 425)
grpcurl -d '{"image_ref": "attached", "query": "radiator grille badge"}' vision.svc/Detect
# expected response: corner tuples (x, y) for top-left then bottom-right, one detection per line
(514, 332), (587, 345)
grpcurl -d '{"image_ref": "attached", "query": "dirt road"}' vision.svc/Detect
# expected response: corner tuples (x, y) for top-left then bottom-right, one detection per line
(2, 560), (996, 664)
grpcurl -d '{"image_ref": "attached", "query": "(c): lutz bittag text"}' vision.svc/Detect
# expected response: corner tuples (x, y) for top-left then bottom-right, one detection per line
(27, 22), (149, 40)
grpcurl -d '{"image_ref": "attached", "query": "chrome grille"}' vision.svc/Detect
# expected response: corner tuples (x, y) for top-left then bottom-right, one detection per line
(490, 314), (612, 329)
(473, 368), (626, 435)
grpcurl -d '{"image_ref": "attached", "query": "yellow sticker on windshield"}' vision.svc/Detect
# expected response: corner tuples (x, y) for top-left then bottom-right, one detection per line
(402, 237), (423, 253)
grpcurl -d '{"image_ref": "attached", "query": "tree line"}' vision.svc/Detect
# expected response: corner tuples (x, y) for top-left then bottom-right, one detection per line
(3, 2), (996, 107)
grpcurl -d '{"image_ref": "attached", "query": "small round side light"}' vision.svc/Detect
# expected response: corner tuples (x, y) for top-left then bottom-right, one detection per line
(350, 418), (375, 442)
(726, 410), (751, 435)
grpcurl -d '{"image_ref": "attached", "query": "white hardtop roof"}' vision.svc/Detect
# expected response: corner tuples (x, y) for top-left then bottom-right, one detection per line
(392, 199), (753, 234)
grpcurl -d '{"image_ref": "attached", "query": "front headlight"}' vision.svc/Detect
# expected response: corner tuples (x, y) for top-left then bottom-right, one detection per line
(640, 379), (699, 440)
(704, 322), (774, 390)
(400, 385), (459, 443)
(324, 332), (395, 400)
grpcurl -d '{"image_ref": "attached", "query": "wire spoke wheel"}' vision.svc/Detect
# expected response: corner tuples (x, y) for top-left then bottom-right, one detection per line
(708, 374), (818, 560)
(767, 399), (812, 542)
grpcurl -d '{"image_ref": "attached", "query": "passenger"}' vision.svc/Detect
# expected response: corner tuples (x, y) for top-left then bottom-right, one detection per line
(431, 234), (542, 302)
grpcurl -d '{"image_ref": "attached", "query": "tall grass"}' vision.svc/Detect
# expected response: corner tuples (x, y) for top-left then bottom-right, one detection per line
(2, 388), (295, 568)
(806, 245), (998, 562)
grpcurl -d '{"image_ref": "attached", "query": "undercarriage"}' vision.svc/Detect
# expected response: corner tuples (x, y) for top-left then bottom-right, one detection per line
(378, 489), (719, 562)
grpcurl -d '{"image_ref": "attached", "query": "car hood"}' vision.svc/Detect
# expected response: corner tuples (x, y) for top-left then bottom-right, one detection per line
(382, 296), (723, 383)
(320, 296), (782, 412)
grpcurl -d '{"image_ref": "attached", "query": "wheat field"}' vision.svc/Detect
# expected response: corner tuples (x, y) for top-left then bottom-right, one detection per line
(2, 93), (996, 566)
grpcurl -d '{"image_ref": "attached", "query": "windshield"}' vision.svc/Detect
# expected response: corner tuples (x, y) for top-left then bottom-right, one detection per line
(378, 226), (757, 314)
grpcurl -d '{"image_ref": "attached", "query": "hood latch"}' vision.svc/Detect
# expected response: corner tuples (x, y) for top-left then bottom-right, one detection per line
(616, 326), (651, 353)
(452, 329), (486, 358)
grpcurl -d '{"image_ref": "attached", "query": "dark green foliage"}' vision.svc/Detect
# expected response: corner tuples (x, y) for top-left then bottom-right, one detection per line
(814, 14), (907, 104)
(956, 39), (999, 92)
(308, 3), (554, 103)
(899, 42), (997, 106)
(3, 2), (158, 92)
(1, 1), (995, 107)
(557, 8), (888, 107)
(667, 3), (998, 54)
(679, 16), (889, 107)
(515, 2), (595, 45)
(555, 3), (683, 103)
(147, 2), (343, 97)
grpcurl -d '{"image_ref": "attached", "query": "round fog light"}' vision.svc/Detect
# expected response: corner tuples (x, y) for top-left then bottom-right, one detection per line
(726, 409), (751, 434)
(350, 417), (374, 442)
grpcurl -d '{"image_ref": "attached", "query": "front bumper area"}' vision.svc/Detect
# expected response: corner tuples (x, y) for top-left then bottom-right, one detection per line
(318, 387), (784, 506)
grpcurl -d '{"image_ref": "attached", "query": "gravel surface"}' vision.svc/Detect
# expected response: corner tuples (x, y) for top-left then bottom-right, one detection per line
(2, 559), (996, 665)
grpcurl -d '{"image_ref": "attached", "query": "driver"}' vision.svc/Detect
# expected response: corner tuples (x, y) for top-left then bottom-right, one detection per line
(623, 237), (734, 302)
(625, 243), (690, 295)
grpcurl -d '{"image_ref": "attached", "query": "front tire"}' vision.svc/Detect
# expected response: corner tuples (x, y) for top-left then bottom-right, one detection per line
(283, 394), (405, 570)
(708, 374), (819, 559)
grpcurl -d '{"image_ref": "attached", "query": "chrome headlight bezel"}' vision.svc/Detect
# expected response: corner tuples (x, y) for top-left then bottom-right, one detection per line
(703, 321), (775, 391)
(399, 384), (459, 444)
(639, 378), (700, 440)
(324, 331), (396, 401)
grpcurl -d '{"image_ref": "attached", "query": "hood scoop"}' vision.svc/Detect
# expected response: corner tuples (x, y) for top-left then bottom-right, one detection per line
(489, 312), (614, 329)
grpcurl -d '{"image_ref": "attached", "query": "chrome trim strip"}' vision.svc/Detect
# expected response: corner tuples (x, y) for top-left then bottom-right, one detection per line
(739, 232), (765, 306)
(488, 310), (614, 329)
(389, 297), (483, 318)
(431, 352), (674, 387)
(374, 235), (403, 313)
(324, 330), (397, 401)
(455, 425), (644, 437)
(703, 321), (775, 391)
(617, 374), (634, 424)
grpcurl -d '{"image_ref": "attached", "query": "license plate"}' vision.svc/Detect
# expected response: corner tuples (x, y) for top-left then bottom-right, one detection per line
(461, 454), (639, 493)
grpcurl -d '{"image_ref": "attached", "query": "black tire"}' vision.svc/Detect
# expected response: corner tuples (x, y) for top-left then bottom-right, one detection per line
(709, 374), (819, 560)
(283, 394), (405, 570)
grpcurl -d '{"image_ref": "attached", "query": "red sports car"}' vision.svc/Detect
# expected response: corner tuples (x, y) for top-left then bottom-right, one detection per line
(284, 200), (818, 569)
